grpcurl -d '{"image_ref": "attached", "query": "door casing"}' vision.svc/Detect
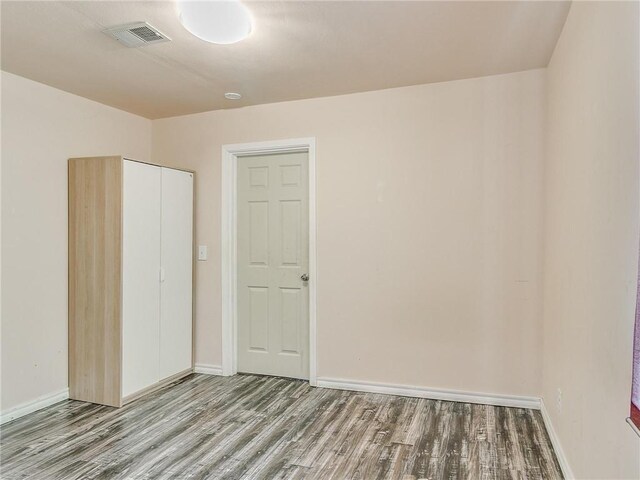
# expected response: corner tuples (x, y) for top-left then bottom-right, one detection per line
(221, 138), (317, 386)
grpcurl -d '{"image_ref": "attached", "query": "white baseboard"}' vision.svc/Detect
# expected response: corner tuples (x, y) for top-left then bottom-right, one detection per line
(540, 399), (574, 479)
(316, 377), (541, 410)
(0, 388), (69, 425)
(194, 364), (223, 376)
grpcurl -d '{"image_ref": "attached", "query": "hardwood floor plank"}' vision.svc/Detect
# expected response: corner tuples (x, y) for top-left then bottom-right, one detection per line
(0, 374), (563, 479)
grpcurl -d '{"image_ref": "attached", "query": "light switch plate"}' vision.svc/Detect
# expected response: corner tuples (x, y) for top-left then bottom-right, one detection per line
(198, 245), (208, 261)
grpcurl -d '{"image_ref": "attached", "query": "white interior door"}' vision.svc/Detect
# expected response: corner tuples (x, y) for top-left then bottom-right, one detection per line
(237, 151), (309, 379)
(122, 160), (161, 397)
(159, 167), (193, 379)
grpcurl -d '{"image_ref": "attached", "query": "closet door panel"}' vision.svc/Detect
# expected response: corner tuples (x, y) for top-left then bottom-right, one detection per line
(159, 167), (193, 379)
(122, 160), (162, 397)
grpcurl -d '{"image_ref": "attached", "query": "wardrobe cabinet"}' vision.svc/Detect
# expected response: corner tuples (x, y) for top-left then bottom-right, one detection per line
(68, 156), (194, 407)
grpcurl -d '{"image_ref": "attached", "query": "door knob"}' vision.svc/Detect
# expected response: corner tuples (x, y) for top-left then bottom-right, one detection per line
(301, 273), (309, 282)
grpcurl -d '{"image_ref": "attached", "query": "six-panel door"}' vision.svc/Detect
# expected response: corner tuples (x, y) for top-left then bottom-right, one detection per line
(237, 152), (310, 380)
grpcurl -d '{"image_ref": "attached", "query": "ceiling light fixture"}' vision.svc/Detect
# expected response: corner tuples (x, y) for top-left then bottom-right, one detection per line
(224, 92), (242, 100)
(177, 0), (253, 45)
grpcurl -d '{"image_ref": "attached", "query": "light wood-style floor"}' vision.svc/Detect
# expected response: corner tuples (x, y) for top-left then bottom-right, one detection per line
(1, 374), (562, 479)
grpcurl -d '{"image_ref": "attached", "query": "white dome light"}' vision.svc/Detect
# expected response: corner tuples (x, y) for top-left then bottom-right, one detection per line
(177, 0), (252, 45)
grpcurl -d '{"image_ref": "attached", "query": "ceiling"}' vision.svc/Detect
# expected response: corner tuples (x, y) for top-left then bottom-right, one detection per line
(1, 1), (571, 119)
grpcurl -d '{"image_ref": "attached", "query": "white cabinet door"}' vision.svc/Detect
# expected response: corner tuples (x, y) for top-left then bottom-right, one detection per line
(159, 167), (193, 379)
(122, 160), (161, 397)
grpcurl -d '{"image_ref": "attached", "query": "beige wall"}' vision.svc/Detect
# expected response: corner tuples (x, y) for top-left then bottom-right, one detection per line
(1, 71), (152, 410)
(153, 69), (546, 397)
(543, 2), (640, 479)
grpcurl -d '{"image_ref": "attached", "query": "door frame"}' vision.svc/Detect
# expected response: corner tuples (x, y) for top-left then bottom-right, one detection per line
(221, 137), (317, 386)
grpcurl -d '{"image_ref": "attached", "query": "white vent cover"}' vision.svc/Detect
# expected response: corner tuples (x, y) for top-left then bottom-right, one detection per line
(103, 22), (171, 48)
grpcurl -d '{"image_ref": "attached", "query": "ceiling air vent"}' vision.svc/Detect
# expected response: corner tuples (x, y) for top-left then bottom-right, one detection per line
(103, 22), (171, 48)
